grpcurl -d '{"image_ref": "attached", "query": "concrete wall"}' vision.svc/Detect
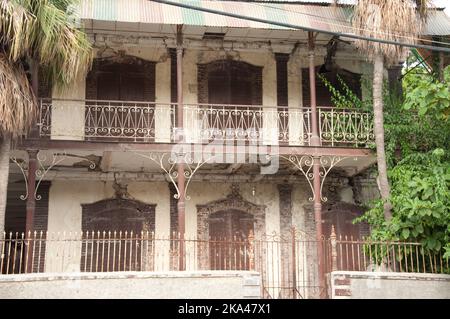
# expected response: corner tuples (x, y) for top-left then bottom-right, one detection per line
(0, 271), (261, 299)
(43, 179), (325, 286)
(46, 180), (319, 236)
(330, 271), (450, 299)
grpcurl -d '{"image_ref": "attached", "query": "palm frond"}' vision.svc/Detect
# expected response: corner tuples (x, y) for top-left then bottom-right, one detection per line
(0, 54), (36, 138)
(32, 0), (93, 89)
(351, 0), (430, 64)
(1, 0), (92, 90)
(0, 0), (35, 62)
(0, 0), (92, 138)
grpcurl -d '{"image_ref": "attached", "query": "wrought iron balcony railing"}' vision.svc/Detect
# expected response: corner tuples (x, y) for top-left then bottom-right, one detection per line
(38, 99), (177, 142)
(37, 99), (374, 147)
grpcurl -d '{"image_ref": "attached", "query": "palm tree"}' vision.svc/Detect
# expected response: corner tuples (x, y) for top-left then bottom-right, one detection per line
(344, 0), (429, 220)
(0, 0), (93, 232)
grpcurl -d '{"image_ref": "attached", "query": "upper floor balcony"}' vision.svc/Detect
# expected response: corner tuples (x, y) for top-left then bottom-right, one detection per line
(25, 36), (377, 155)
(37, 98), (374, 148)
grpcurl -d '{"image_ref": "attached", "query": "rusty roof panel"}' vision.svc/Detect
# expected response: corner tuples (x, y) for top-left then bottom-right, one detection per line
(79, 0), (450, 36)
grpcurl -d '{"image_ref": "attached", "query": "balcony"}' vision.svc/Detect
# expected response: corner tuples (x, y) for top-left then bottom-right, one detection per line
(37, 99), (374, 148)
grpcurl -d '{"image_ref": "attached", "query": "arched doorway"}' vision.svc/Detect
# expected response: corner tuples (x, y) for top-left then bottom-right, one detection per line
(204, 60), (262, 105)
(208, 210), (255, 270)
(196, 186), (266, 270)
(80, 198), (156, 272)
(197, 60), (263, 141)
(85, 56), (156, 141)
(322, 203), (368, 240)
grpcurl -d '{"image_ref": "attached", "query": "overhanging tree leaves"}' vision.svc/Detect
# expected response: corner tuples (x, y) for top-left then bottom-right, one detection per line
(0, 0), (93, 232)
(335, 0), (431, 221)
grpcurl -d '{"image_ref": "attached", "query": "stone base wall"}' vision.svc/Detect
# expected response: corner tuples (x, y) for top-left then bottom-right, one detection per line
(0, 271), (261, 299)
(329, 271), (450, 299)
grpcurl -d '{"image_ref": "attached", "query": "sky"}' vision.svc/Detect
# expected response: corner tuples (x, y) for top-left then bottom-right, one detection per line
(433, 0), (450, 16)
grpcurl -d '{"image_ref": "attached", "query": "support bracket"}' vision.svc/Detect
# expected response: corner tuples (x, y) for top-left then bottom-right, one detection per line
(10, 151), (97, 201)
(281, 155), (353, 202)
(133, 151), (217, 200)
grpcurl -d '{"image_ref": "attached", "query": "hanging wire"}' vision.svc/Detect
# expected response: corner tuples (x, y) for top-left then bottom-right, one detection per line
(149, 0), (450, 53)
(251, 2), (450, 47)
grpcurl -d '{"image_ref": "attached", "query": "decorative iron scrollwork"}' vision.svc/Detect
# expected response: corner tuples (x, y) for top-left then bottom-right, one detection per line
(280, 155), (315, 201)
(281, 155), (356, 202)
(11, 152), (97, 201)
(10, 156), (29, 200)
(133, 151), (217, 200)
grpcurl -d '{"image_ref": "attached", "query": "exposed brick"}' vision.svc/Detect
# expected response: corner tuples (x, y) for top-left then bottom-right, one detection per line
(277, 183), (293, 298)
(278, 184), (293, 233)
(335, 288), (352, 297)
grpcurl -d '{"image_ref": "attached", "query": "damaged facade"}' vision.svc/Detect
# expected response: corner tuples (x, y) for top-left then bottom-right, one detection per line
(2, 0), (449, 299)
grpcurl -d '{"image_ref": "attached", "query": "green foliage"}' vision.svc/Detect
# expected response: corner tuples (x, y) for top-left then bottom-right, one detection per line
(356, 150), (450, 261)
(0, 0), (93, 90)
(321, 59), (450, 266)
(318, 73), (371, 111)
(404, 66), (450, 121)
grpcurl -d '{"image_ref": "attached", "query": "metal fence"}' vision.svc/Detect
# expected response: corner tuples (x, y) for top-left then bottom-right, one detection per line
(1, 229), (448, 298)
(0, 230), (323, 298)
(37, 99), (375, 147)
(328, 234), (449, 274)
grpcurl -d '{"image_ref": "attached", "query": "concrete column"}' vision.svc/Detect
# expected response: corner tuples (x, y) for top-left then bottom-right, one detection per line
(309, 32), (326, 298)
(262, 53), (278, 145)
(51, 74), (86, 140)
(176, 25), (186, 271)
(288, 56), (304, 146)
(155, 57), (172, 143)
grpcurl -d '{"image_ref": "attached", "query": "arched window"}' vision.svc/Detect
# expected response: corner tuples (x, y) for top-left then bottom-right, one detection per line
(198, 59), (262, 105)
(86, 56), (155, 102)
(80, 198), (156, 272)
(197, 60), (263, 141)
(84, 56), (156, 141)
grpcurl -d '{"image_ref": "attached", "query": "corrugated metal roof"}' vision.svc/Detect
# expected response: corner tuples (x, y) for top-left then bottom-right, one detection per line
(79, 0), (450, 36)
(425, 9), (450, 35)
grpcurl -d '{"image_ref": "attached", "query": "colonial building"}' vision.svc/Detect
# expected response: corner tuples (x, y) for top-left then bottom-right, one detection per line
(2, 0), (449, 299)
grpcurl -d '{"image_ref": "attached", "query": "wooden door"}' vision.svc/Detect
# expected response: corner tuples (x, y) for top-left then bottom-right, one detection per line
(81, 199), (155, 272)
(204, 61), (262, 141)
(322, 204), (368, 271)
(208, 210), (254, 270)
(85, 59), (156, 141)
